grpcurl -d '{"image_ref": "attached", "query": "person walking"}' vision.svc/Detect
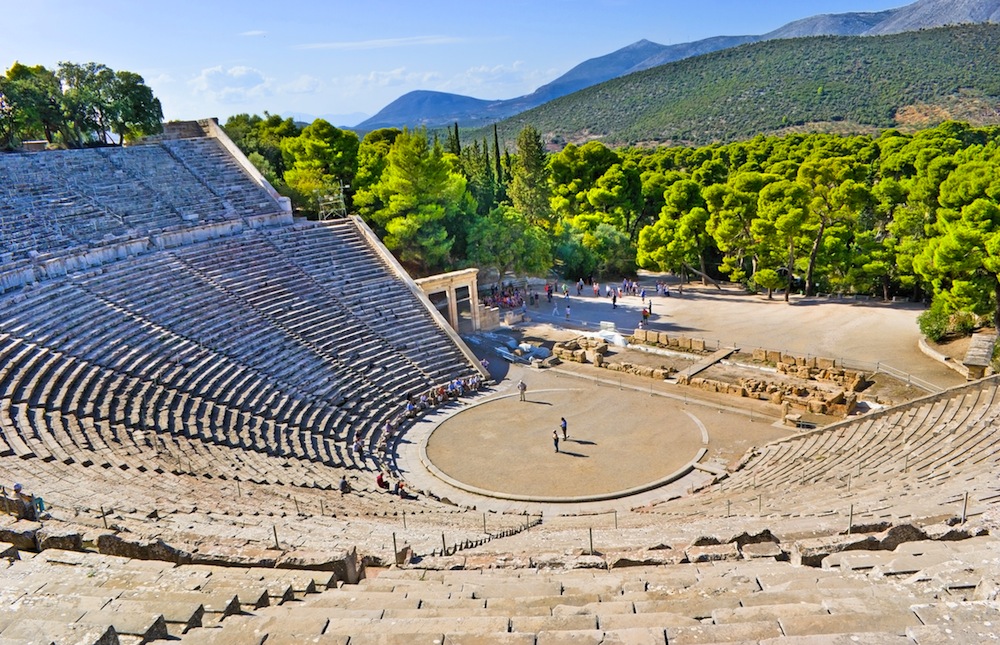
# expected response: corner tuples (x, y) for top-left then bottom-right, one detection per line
(560, 417), (568, 439)
(565, 304), (571, 320)
(518, 379), (527, 402)
(612, 292), (617, 309)
(553, 429), (560, 452)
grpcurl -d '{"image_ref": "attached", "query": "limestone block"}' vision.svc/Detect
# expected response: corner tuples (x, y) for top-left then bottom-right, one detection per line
(766, 350), (782, 363)
(607, 549), (686, 569)
(677, 375), (690, 386)
(633, 329), (648, 342)
(657, 331), (671, 345)
(740, 542), (784, 559)
(668, 337), (680, 347)
(752, 348), (767, 361)
(796, 367), (812, 379)
(636, 366), (654, 378)
(652, 368), (669, 380)
(593, 353), (604, 368)
(532, 553), (606, 570)
(0, 541), (19, 560)
(593, 343), (609, 355)
(781, 353), (798, 365)
(678, 337), (691, 350)
(691, 338), (706, 351)
(789, 534), (879, 567)
(36, 525), (83, 552)
(816, 356), (836, 369)
(572, 349), (587, 362)
(769, 392), (784, 405)
(0, 518), (40, 551)
(685, 543), (740, 562)
(97, 533), (193, 564)
(277, 547), (359, 584)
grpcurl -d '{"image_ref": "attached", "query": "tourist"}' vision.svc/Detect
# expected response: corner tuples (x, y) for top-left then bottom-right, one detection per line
(376, 471), (389, 490)
(565, 304), (571, 319)
(560, 417), (568, 439)
(553, 429), (560, 453)
(339, 475), (351, 494)
(612, 292), (617, 309)
(518, 380), (527, 402)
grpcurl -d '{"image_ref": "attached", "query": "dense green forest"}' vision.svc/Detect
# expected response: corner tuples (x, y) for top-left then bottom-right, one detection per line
(0, 61), (163, 149)
(486, 24), (1000, 147)
(226, 113), (1000, 338)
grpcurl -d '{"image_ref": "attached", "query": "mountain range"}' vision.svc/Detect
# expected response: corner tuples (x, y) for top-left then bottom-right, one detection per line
(355, 0), (1000, 131)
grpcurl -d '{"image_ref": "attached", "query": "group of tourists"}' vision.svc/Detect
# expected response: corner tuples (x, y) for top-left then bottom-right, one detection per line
(405, 376), (485, 418)
(482, 283), (527, 310)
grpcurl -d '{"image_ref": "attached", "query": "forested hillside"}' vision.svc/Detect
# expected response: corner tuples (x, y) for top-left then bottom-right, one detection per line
(492, 24), (1000, 147)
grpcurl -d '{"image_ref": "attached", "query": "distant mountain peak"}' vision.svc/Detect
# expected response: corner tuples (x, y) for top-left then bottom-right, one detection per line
(358, 0), (1000, 132)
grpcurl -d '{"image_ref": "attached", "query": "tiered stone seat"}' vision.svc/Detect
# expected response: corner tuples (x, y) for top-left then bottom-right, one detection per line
(0, 545), (339, 642)
(174, 535), (1000, 643)
(162, 138), (278, 218)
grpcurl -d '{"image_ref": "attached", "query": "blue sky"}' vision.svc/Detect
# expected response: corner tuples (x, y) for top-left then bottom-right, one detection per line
(2, 0), (908, 126)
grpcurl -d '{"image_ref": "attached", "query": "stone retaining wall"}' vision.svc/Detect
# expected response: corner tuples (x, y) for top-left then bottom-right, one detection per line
(631, 328), (709, 353)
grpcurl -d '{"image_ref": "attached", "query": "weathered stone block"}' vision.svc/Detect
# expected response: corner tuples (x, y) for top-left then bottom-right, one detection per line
(97, 533), (193, 564)
(686, 543), (740, 562)
(633, 329), (648, 342)
(678, 337), (691, 350)
(817, 356), (836, 369)
(752, 348), (767, 361)
(36, 525), (83, 552)
(790, 534), (879, 567)
(766, 350), (782, 363)
(277, 547), (359, 584)
(0, 518), (40, 551)
(691, 339), (706, 351)
(657, 331), (671, 345)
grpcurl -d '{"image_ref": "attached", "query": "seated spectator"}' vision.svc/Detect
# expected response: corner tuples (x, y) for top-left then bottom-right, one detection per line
(376, 472), (389, 490)
(339, 475), (351, 494)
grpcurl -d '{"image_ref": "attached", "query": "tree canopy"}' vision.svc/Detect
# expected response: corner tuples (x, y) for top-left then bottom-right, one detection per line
(1, 61), (162, 150)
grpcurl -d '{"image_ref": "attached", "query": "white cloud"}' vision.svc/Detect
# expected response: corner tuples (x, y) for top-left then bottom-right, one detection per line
(296, 35), (467, 51)
(190, 65), (272, 103)
(439, 61), (559, 97)
(240, 30), (267, 37)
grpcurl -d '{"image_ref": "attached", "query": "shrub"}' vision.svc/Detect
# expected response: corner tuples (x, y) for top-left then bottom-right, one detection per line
(918, 301), (950, 342)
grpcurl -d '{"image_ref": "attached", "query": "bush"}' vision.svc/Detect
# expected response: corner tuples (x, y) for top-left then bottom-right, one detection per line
(918, 301), (950, 342)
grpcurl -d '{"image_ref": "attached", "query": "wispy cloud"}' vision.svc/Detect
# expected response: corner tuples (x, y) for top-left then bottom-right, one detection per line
(296, 35), (467, 51)
(240, 30), (267, 37)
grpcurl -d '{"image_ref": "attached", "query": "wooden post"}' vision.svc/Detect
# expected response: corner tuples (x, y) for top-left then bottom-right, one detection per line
(962, 492), (969, 525)
(614, 510), (618, 530)
(392, 532), (398, 565)
(273, 525), (280, 549)
(589, 527), (594, 555)
(402, 510), (407, 529)
(441, 533), (447, 556)
(847, 504), (854, 535)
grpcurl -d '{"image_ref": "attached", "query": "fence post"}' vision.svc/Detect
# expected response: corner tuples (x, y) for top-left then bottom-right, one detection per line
(614, 510), (618, 530)
(403, 510), (406, 529)
(483, 513), (487, 534)
(393, 532), (398, 564)
(847, 504), (854, 535)
(442, 533), (447, 555)
(589, 527), (594, 555)
(962, 492), (969, 525)
(273, 525), (280, 549)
